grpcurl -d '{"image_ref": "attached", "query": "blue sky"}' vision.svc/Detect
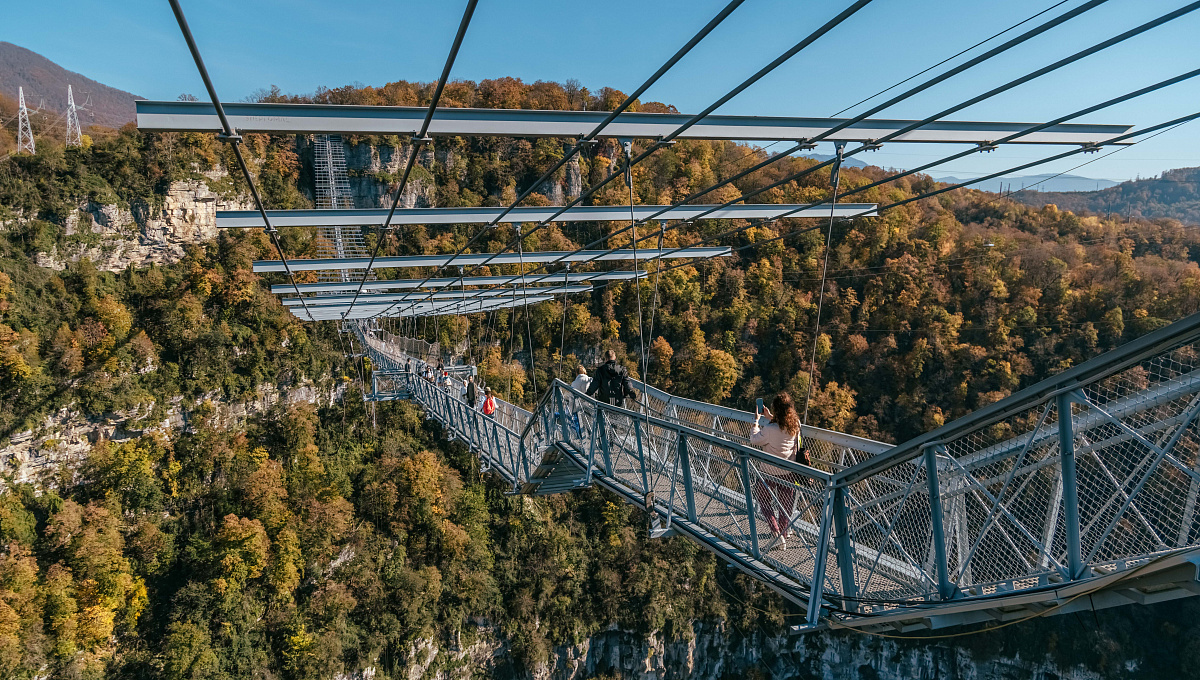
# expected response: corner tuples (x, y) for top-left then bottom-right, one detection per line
(6, 0), (1199, 183)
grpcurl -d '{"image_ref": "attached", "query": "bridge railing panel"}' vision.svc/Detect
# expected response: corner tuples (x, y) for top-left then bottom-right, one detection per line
(841, 457), (939, 605)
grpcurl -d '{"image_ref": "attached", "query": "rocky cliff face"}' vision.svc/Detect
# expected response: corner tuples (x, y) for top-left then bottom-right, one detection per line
(382, 620), (1107, 680)
(1, 379), (341, 484)
(29, 135), (586, 273)
(36, 176), (254, 272)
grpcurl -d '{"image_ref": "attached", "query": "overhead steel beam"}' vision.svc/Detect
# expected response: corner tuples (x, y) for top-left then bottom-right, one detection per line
(218, 203), (880, 228)
(253, 247), (730, 273)
(291, 295), (556, 320)
(136, 101), (1131, 145)
(282, 284), (593, 306)
(270, 270), (647, 295)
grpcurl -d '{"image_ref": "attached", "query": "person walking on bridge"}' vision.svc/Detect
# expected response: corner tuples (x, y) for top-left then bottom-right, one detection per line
(570, 366), (591, 394)
(465, 374), (479, 409)
(750, 393), (806, 551)
(586, 350), (635, 408)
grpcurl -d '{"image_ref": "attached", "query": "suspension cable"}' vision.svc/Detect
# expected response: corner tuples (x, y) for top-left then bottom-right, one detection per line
(830, 0), (1072, 117)
(647, 221), (665, 353)
(578, 108), (1200, 305)
(515, 225), (538, 398)
(385, 0), (749, 320)
(614, 0), (1184, 257)
(624, 141), (650, 387)
(576, 59), (1200, 287)
(342, 0), (478, 320)
(801, 143), (845, 427)
(166, 0), (317, 324)
(428, 0), (1123, 313)
(384, 0), (878, 320)
(558, 264), (570, 379)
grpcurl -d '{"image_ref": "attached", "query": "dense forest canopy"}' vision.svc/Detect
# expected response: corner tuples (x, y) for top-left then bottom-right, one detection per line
(2, 76), (1200, 679)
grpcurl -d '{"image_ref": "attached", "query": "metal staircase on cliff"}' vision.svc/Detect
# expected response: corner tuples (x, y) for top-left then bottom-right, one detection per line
(351, 316), (1200, 633)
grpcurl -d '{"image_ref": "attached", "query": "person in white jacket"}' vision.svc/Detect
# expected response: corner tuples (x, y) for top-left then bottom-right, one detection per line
(750, 393), (805, 551)
(570, 365), (592, 394)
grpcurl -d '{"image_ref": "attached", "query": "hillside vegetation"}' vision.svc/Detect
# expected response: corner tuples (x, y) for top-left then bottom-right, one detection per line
(1014, 166), (1200, 226)
(2, 77), (1200, 679)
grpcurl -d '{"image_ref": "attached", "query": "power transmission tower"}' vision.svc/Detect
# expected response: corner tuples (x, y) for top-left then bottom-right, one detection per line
(65, 85), (82, 147)
(16, 87), (35, 155)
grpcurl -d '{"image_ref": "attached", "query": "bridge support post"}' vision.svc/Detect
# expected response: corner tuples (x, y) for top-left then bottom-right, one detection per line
(597, 410), (614, 477)
(678, 433), (697, 523)
(739, 455), (761, 559)
(807, 487), (836, 625)
(924, 444), (956, 600)
(1058, 391), (1084, 580)
(634, 419), (650, 495)
(832, 485), (858, 612)
(554, 386), (571, 443)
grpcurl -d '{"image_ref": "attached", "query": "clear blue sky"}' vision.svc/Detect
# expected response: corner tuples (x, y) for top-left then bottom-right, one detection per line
(6, 0), (1199, 182)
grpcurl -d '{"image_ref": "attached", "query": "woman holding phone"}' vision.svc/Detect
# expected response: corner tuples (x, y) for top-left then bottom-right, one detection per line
(750, 393), (807, 551)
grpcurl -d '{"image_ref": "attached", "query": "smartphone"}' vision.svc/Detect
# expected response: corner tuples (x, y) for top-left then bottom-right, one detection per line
(756, 397), (764, 418)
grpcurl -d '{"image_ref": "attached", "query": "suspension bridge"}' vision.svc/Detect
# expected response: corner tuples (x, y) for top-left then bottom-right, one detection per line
(151, 0), (1200, 633)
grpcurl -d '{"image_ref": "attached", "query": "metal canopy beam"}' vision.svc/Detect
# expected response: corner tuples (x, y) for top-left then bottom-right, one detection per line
(291, 295), (556, 320)
(136, 101), (1131, 145)
(253, 247), (730, 273)
(218, 203), (879, 228)
(270, 271), (647, 295)
(283, 284), (593, 306)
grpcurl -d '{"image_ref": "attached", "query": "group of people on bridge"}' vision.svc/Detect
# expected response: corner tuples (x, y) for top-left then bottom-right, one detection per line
(406, 347), (811, 552)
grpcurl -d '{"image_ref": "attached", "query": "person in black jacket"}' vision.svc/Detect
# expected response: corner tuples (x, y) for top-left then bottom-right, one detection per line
(587, 350), (636, 407)
(465, 375), (478, 409)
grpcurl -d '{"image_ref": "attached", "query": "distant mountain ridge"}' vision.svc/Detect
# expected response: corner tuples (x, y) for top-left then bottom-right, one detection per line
(0, 41), (141, 129)
(932, 172), (1120, 193)
(1011, 167), (1200, 226)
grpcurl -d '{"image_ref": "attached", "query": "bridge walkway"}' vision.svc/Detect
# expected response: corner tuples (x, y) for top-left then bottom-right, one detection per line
(352, 316), (1200, 633)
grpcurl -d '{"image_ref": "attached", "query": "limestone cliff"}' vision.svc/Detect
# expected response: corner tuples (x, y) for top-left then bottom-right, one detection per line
(1, 379), (343, 484)
(36, 176), (254, 272)
(370, 619), (1110, 680)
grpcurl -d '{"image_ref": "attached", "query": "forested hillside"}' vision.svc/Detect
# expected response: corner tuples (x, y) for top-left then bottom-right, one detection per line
(3, 77), (1200, 679)
(1014, 165), (1200, 226)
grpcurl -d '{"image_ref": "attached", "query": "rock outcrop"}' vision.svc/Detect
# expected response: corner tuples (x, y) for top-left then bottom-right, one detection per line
(365, 619), (1107, 680)
(1, 380), (342, 484)
(37, 176), (254, 272)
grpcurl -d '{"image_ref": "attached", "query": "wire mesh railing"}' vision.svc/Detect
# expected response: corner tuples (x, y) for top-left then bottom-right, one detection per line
(358, 314), (1200, 627)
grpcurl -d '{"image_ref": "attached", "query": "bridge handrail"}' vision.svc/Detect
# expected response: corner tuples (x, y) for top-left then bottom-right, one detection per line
(837, 310), (1200, 485)
(556, 379), (833, 482)
(632, 378), (893, 455)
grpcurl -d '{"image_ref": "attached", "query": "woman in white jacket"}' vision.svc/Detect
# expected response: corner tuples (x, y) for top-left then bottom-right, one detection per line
(750, 393), (807, 551)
